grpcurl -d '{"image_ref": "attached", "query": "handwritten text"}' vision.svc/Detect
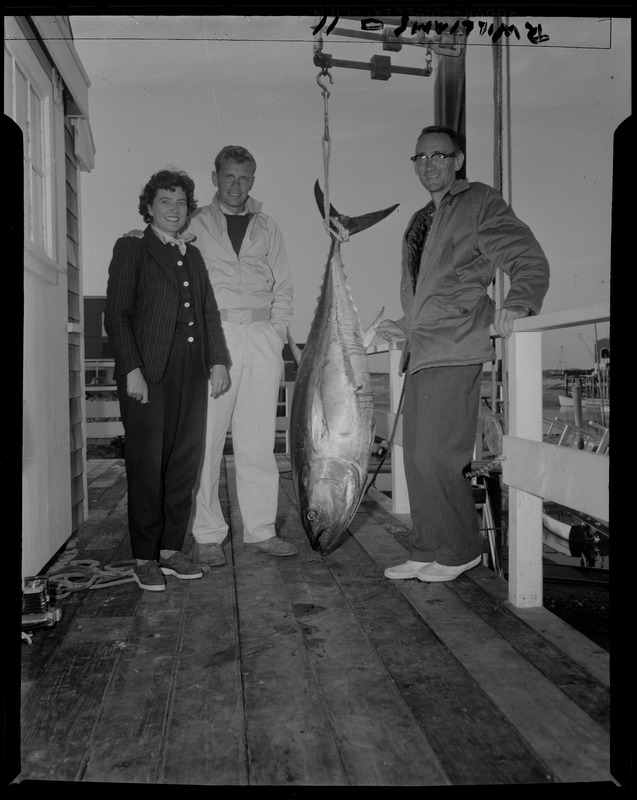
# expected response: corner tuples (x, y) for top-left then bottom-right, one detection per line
(313, 15), (550, 44)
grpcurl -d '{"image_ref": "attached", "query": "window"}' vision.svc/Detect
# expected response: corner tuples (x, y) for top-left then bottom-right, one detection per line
(4, 31), (51, 257)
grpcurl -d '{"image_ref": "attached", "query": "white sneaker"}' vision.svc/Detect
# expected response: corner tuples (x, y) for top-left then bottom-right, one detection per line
(384, 560), (433, 580)
(416, 556), (482, 583)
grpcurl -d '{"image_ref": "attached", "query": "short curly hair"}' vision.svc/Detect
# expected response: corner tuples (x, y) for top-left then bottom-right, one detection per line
(138, 169), (198, 223)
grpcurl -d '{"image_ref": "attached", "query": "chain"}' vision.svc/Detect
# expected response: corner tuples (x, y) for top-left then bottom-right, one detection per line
(464, 454), (506, 480)
(425, 45), (433, 75)
(317, 68), (335, 237)
(317, 67), (350, 246)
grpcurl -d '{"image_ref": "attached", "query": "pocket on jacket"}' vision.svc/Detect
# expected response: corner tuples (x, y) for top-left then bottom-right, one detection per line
(243, 262), (275, 293)
(451, 251), (494, 288)
(427, 290), (485, 324)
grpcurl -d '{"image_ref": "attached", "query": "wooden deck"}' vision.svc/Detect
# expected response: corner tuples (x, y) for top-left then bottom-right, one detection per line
(18, 455), (616, 786)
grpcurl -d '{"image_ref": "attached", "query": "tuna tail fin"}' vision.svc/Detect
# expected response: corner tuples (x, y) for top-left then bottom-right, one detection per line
(314, 181), (399, 237)
(286, 327), (303, 367)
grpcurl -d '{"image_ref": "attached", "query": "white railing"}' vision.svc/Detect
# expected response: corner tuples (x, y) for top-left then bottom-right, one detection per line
(85, 304), (610, 610)
(367, 343), (410, 511)
(85, 360), (122, 438)
(84, 365), (295, 446)
(369, 301), (610, 609)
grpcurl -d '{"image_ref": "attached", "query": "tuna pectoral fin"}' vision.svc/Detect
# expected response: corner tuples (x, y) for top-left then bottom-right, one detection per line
(362, 306), (385, 350)
(286, 327), (303, 366)
(314, 181), (399, 237)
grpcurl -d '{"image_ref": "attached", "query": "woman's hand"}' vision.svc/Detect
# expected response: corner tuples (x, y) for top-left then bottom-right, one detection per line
(126, 368), (149, 403)
(209, 364), (229, 398)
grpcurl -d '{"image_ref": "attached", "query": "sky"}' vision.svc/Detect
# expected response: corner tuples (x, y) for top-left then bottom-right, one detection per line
(70, 14), (629, 371)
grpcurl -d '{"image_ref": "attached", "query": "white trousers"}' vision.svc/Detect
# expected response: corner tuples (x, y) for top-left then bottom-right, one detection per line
(190, 320), (284, 544)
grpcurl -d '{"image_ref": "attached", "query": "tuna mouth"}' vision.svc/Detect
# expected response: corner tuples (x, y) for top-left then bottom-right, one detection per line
(302, 508), (328, 547)
(296, 458), (364, 553)
(320, 529), (353, 556)
(303, 509), (350, 555)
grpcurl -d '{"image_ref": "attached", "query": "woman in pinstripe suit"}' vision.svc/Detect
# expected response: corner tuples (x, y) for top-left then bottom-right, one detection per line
(104, 169), (230, 591)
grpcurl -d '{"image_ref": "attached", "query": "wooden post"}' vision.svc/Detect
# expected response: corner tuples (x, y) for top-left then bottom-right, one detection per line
(389, 343), (410, 513)
(505, 331), (544, 608)
(572, 381), (584, 448)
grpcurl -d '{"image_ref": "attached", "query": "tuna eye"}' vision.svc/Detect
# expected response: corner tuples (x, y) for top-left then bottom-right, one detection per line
(307, 511), (316, 520)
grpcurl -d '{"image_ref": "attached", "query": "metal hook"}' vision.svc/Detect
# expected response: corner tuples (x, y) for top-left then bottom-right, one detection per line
(316, 69), (334, 94)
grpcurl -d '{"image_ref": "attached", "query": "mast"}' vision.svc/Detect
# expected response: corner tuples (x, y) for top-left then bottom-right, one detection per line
(433, 25), (467, 179)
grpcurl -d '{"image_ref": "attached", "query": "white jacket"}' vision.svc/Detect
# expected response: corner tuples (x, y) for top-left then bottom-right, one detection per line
(186, 193), (293, 341)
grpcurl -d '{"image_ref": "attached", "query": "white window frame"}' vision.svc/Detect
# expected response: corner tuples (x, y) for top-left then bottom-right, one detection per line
(5, 17), (62, 278)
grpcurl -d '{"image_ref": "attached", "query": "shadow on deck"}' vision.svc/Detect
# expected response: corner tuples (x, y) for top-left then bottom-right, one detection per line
(16, 455), (618, 787)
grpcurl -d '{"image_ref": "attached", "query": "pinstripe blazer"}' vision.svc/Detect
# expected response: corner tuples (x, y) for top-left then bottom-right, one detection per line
(104, 226), (229, 383)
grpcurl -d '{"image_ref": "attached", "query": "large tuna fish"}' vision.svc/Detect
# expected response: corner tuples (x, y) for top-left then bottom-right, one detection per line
(287, 182), (398, 555)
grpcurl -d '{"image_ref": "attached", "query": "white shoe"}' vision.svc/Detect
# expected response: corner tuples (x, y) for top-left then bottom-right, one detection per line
(416, 556), (482, 583)
(384, 560), (433, 580)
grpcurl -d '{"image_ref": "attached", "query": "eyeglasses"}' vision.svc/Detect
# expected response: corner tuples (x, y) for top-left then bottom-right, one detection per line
(410, 152), (459, 164)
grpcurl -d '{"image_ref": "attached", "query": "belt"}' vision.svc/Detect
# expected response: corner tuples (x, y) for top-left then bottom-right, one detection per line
(219, 308), (271, 324)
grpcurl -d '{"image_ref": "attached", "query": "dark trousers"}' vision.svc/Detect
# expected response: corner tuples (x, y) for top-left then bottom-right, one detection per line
(118, 334), (207, 560)
(403, 364), (484, 566)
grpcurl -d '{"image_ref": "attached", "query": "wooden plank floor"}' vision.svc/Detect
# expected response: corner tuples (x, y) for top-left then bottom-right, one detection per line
(18, 455), (615, 786)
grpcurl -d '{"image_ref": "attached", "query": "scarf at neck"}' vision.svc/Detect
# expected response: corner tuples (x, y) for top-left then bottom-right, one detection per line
(151, 225), (196, 255)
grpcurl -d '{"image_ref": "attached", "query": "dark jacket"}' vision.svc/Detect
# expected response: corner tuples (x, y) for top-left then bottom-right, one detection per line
(399, 180), (550, 372)
(104, 227), (229, 382)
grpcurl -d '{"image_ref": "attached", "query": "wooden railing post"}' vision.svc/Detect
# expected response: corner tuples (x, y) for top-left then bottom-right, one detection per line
(504, 330), (544, 607)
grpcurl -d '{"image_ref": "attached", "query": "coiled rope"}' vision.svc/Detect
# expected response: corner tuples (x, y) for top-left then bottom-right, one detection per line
(47, 559), (136, 599)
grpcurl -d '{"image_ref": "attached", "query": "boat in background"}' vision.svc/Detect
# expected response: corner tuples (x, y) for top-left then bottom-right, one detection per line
(542, 503), (609, 570)
(557, 336), (610, 414)
(542, 407), (609, 569)
(558, 369), (610, 411)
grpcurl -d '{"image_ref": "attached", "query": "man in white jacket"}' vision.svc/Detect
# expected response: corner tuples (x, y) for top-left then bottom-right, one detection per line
(187, 145), (297, 563)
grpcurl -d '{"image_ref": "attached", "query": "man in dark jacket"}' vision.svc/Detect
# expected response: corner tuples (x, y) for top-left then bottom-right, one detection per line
(377, 125), (550, 583)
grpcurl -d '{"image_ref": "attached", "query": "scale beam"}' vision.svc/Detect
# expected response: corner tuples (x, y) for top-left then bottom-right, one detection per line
(313, 49), (432, 79)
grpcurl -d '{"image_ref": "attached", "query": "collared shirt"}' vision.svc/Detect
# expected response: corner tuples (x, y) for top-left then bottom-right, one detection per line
(153, 230), (200, 339)
(217, 198), (250, 216)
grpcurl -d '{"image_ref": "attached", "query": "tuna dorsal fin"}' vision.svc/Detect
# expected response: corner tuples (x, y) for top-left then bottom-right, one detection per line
(362, 307), (385, 350)
(314, 181), (399, 237)
(286, 327), (303, 366)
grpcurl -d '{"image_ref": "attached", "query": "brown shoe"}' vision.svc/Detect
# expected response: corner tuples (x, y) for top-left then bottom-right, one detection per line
(248, 537), (299, 557)
(192, 542), (227, 567)
(133, 561), (166, 592)
(159, 552), (203, 580)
